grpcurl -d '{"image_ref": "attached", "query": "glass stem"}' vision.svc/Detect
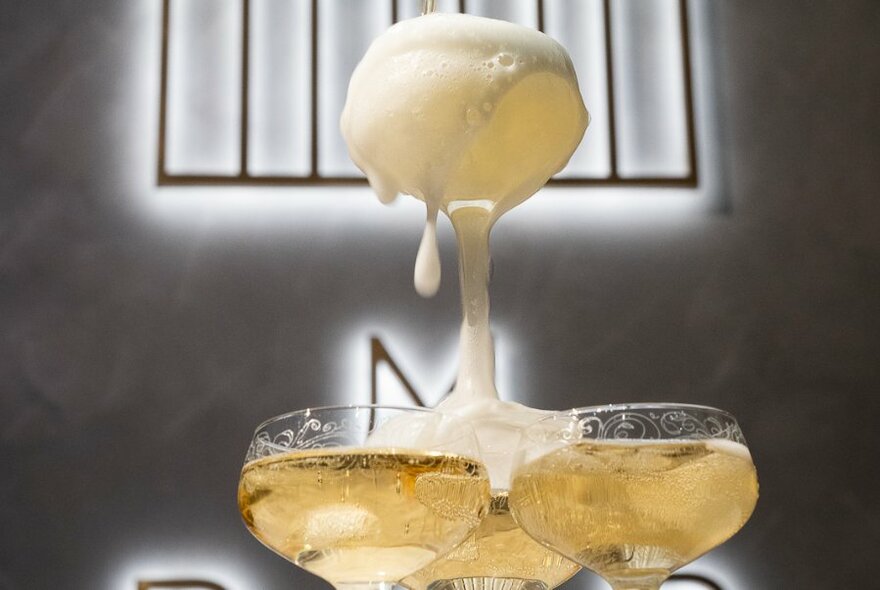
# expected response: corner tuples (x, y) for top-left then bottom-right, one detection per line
(422, 0), (437, 15)
(609, 575), (666, 590)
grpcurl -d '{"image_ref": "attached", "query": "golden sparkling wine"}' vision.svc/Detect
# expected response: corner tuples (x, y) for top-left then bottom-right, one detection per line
(402, 493), (580, 590)
(239, 449), (491, 585)
(510, 440), (759, 582)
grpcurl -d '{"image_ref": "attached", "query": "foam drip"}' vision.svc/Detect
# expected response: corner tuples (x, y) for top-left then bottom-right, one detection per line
(342, 12), (589, 488)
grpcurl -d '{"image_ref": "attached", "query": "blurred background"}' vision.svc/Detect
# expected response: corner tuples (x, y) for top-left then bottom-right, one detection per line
(1, 0), (878, 588)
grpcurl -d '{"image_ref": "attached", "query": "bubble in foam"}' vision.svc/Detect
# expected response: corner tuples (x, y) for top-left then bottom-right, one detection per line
(466, 106), (484, 127)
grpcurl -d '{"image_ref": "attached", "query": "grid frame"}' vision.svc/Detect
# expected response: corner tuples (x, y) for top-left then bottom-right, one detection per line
(156, 0), (698, 188)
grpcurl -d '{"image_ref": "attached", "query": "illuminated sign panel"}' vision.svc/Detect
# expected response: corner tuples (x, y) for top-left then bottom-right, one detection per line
(156, 0), (698, 188)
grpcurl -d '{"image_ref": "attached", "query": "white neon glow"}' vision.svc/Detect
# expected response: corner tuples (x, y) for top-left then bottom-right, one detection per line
(108, 552), (256, 590)
(249, 0), (312, 176)
(676, 552), (759, 589)
(166, 0), (241, 175)
(338, 321), (518, 408)
(338, 322), (459, 406)
(142, 186), (429, 234)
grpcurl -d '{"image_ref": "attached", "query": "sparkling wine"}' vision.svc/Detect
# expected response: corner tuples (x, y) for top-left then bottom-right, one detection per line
(239, 449), (490, 585)
(510, 440), (758, 580)
(402, 492), (580, 590)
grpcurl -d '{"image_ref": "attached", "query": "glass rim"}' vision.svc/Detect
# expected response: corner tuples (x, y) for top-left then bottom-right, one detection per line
(522, 402), (748, 446)
(549, 402), (739, 423)
(248, 405), (476, 456)
(251, 404), (442, 437)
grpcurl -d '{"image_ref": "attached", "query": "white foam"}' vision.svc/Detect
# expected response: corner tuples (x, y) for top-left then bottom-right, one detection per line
(706, 438), (753, 461)
(437, 397), (550, 489)
(341, 12), (588, 295)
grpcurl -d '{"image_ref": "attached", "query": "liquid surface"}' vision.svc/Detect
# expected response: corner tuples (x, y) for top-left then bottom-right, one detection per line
(239, 449), (490, 585)
(402, 492), (580, 590)
(509, 440), (759, 582)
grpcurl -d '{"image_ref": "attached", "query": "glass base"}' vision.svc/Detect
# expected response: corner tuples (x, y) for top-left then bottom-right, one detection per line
(428, 578), (548, 590)
(608, 572), (667, 590)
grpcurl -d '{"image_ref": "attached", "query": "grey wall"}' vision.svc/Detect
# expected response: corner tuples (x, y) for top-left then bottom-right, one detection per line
(1, 0), (879, 589)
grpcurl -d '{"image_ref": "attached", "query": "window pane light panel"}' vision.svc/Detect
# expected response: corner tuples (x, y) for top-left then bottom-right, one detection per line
(249, 0), (311, 176)
(165, 0), (242, 175)
(157, 0), (697, 187)
(612, 0), (690, 178)
(318, 0), (390, 176)
(545, 0), (611, 178)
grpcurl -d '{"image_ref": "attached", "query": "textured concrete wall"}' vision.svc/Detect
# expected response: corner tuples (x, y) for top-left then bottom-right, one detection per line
(1, 1), (878, 588)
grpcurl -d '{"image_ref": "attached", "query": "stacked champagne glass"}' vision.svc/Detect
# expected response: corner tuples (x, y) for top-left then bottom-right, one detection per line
(238, 403), (758, 590)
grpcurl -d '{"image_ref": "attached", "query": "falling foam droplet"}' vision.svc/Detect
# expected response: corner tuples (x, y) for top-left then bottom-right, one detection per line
(370, 175), (398, 204)
(414, 204), (441, 297)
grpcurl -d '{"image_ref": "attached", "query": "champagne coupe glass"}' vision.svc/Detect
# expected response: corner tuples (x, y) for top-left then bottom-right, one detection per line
(239, 405), (492, 590)
(400, 488), (580, 590)
(509, 404), (759, 590)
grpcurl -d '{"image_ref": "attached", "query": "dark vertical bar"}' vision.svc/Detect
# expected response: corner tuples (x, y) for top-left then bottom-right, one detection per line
(603, 0), (619, 180)
(370, 338), (425, 407)
(459, 0), (466, 14)
(157, 0), (171, 184)
(679, 0), (698, 184)
(536, 0), (545, 31)
(310, 0), (319, 177)
(392, 0), (399, 23)
(370, 338), (379, 405)
(240, 0), (251, 177)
